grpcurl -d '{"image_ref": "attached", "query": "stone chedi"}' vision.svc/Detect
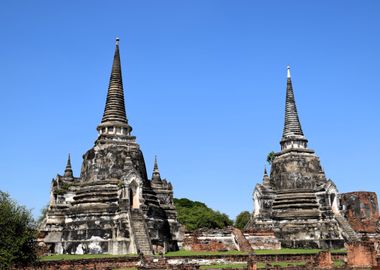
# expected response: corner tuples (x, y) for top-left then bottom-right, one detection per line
(246, 66), (359, 248)
(39, 39), (180, 255)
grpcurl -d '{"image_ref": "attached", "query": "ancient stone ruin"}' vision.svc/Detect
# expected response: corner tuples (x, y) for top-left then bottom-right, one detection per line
(39, 38), (181, 255)
(181, 227), (280, 252)
(246, 66), (360, 249)
(340, 191), (380, 234)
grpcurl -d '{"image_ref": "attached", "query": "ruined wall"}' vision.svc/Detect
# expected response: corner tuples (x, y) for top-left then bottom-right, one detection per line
(245, 230), (281, 250)
(340, 191), (380, 233)
(181, 228), (280, 252)
(346, 241), (378, 268)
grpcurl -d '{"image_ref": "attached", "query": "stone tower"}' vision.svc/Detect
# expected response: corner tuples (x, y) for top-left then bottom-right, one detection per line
(39, 38), (181, 255)
(246, 66), (358, 248)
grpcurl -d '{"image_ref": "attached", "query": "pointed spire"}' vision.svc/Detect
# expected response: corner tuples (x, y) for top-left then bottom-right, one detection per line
(280, 66), (308, 151)
(64, 154), (73, 178)
(97, 38), (132, 135)
(151, 156), (162, 182)
(263, 166), (270, 186)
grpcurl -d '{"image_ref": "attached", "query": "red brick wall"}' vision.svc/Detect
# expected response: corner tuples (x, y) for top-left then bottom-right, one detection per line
(340, 191), (380, 233)
(347, 242), (377, 268)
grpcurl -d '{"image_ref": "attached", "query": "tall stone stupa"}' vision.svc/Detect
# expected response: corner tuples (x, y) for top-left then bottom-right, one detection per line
(39, 38), (181, 255)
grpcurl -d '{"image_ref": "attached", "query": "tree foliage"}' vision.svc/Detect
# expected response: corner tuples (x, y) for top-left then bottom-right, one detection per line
(0, 191), (38, 269)
(234, 211), (251, 230)
(174, 198), (233, 231)
(266, 151), (275, 165)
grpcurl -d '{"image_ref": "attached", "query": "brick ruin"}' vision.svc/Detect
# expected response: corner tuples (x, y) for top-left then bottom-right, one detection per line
(38, 38), (181, 255)
(245, 66), (379, 249)
(340, 192), (380, 234)
(181, 227), (280, 252)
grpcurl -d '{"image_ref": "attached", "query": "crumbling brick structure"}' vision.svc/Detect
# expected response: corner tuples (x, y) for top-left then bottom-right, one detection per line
(340, 192), (380, 233)
(347, 241), (378, 268)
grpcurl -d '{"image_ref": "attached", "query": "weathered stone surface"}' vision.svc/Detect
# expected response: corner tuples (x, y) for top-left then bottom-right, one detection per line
(232, 228), (253, 252)
(340, 191), (380, 233)
(181, 227), (280, 251)
(246, 68), (353, 249)
(39, 39), (180, 255)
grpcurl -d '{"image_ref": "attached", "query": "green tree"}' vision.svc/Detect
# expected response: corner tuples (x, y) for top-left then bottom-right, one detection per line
(266, 151), (275, 165)
(0, 191), (38, 269)
(234, 211), (251, 230)
(174, 198), (233, 231)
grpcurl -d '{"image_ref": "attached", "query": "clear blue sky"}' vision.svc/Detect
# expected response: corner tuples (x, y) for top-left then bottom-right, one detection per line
(0, 1), (379, 220)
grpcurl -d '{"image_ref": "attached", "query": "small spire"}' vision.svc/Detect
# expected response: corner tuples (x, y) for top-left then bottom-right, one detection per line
(154, 155), (159, 172)
(151, 156), (161, 182)
(287, 65), (291, 78)
(116, 37), (119, 45)
(64, 154), (73, 178)
(263, 166), (270, 186)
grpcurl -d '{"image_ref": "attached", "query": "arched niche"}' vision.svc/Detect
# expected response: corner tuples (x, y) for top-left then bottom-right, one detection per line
(128, 180), (140, 209)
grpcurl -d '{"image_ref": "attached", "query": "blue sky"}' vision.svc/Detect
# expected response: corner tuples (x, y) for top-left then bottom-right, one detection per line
(0, 1), (379, 220)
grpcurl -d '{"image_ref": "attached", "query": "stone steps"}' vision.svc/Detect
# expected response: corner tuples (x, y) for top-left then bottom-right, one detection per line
(334, 212), (360, 242)
(273, 209), (320, 220)
(272, 192), (319, 214)
(131, 209), (153, 255)
(272, 203), (319, 209)
(276, 193), (317, 199)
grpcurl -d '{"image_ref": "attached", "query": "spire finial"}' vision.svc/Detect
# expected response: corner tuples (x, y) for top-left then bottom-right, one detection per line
(264, 166), (268, 176)
(116, 37), (119, 46)
(287, 65), (291, 78)
(64, 153), (73, 178)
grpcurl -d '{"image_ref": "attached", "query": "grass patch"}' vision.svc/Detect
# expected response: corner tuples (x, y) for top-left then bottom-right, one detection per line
(165, 250), (246, 257)
(200, 263), (246, 269)
(40, 254), (137, 261)
(166, 248), (345, 257)
(256, 261), (306, 268)
(40, 248), (347, 261)
(334, 260), (345, 267)
(199, 260), (345, 269)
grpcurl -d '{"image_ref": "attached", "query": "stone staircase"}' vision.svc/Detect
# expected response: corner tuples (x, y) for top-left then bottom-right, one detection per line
(131, 209), (153, 255)
(272, 191), (320, 220)
(232, 228), (253, 252)
(334, 212), (360, 242)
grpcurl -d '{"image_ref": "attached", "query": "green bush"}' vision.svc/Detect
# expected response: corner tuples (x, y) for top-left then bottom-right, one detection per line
(174, 198), (233, 231)
(0, 191), (38, 269)
(234, 211), (251, 230)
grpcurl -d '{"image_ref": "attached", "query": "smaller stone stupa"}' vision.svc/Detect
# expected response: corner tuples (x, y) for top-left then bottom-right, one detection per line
(246, 66), (359, 248)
